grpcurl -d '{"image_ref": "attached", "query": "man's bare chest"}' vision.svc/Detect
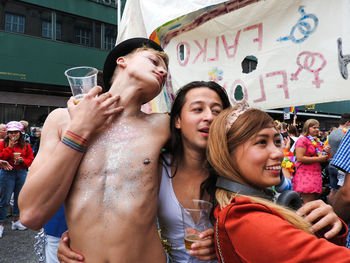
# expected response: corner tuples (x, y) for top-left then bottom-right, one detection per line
(73, 120), (164, 192)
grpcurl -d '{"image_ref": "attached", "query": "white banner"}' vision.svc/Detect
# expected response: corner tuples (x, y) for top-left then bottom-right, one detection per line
(117, 0), (227, 43)
(119, 0), (350, 112)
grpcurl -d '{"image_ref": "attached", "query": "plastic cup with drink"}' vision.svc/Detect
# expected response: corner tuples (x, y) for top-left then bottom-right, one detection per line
(13, 152), (21, 165)
(64, 66), (98, 104)
(180, 199), (213, 261)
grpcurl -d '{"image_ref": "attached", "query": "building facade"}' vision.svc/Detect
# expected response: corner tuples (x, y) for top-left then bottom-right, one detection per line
(0, 0), (124, 126)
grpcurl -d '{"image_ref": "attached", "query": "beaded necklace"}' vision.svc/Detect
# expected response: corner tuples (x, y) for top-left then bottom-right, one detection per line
(306, 135), (324, 156)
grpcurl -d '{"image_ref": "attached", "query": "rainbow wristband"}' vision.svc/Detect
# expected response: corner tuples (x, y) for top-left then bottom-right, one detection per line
(61, 130), (88, 153)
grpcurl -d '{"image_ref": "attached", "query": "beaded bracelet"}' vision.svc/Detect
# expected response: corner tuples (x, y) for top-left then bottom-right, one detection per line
(61, 130), (88, 153)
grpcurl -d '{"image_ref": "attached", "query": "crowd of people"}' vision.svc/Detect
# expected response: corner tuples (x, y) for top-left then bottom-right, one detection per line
(0, 37), (349, 262)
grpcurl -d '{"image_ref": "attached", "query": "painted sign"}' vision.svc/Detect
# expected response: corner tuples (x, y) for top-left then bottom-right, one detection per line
(119, 0), (350, 112)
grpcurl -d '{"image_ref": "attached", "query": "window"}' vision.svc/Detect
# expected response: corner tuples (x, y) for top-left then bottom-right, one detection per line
(41, 21), (62, 40)
(42, 21), (51, 38)
(104, 36), (115, 50)
(56, 23), (62, 40)
(5, 13), (25, 33)
(76, 28), (91, 46)
(104, 25), (117, 50)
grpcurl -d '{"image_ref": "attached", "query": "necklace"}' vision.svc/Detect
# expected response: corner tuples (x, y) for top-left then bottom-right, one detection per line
(306, 135), (324, 156)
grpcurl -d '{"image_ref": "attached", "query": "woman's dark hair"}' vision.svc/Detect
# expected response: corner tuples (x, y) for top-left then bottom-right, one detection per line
(4, 132), (26, 149)
(163, 81), (230, 222)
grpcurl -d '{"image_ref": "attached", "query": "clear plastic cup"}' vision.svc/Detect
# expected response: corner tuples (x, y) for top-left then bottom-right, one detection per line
(64, 66), (98, 104)
(180, 200), (213, 252)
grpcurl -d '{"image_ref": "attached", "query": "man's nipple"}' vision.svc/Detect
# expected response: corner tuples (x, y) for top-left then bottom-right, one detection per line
(143, 158), (151, 165)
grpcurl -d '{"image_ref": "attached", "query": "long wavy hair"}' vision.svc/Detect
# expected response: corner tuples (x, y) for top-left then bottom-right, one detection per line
(207, 107), (312, 233)
(163, 81), (230, 216)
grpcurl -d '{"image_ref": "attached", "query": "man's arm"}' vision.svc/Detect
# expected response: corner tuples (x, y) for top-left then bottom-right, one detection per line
(19, 108), (83, 230)
(330, 130), (350, 221)
(293, 114), (297, 127)
(19, 87), (123, 230)
(332, 173), (350, 222)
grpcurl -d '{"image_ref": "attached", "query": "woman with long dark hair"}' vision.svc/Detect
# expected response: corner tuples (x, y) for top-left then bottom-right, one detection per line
(0, 121), (34, 238)
(157, 81), (230, 262)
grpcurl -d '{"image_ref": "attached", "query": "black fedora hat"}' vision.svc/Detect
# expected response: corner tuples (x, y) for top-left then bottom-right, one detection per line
(103, 37), (164, 91)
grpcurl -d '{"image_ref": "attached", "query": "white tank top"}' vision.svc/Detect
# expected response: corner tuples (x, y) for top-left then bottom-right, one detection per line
(157, 154), (217, 263)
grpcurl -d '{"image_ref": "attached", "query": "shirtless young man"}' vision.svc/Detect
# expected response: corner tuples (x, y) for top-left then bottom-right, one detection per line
(18, 38), (170, 263)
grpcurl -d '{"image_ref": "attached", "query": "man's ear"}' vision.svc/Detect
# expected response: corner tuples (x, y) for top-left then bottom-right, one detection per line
(116, 57), (126, 68)
(175, 116), (181, 129)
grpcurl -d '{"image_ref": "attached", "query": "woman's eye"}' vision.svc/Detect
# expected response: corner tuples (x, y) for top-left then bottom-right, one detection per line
(275, 139), (282, 147)
(193, 108), (202, 112)
(256, 139), (267, 145)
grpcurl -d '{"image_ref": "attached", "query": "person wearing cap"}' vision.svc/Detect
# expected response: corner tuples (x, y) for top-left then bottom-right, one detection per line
(0, 121), (34, 238)
(19, 38), (170, 263)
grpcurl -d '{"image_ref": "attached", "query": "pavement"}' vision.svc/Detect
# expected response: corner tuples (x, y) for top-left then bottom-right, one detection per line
(0, 219), (39, 263)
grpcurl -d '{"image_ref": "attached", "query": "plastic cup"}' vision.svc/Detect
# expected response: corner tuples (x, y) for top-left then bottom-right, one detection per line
(180, 200), (213, 251)
(64, 66), (98, 103)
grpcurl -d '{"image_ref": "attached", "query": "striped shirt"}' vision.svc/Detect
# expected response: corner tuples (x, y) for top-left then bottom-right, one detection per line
(331, 130), (350, 173)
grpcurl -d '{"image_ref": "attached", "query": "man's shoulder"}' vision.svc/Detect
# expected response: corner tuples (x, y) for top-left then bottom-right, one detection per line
(43, 108), (70, 131)
(329, 129), (344, 140)
(146, 112), (170, 123)
(48, 108), (69, 119)
(330, 128), (343, 135)
(144, 112), (170, 138)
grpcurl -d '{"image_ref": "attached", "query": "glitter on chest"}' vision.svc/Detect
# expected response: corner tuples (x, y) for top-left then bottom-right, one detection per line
(75, 119), (158, 209)
(83, 119), (146, 171)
